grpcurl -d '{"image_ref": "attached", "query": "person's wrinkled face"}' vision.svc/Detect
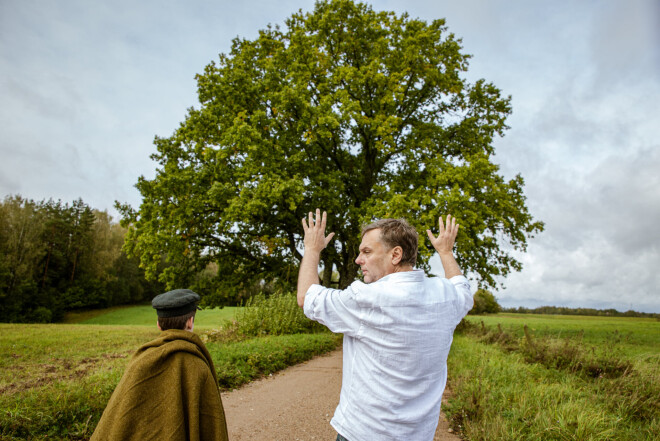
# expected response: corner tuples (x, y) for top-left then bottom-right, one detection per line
(355, 229), (396, 283)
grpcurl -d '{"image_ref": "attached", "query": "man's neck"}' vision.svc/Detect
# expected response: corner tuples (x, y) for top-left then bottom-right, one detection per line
(392, 264), (414, 273)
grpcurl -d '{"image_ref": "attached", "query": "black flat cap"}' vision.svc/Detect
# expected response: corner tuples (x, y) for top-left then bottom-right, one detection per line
(152, 289), (201, 318)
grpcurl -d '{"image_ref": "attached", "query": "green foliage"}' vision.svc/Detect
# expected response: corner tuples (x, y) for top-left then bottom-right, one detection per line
(0, 195), (162, 323)
(446, 316), (660, 440)
(229, 291), (327, 336)
(468, 288), (501, 314)
(119, 0), (543, 305)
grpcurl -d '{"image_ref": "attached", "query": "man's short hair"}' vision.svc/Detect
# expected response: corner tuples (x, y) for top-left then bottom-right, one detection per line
(361, 218), (418, 266)
(157, 311), (196, 331)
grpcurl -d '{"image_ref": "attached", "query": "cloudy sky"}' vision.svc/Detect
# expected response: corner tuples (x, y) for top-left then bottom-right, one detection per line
(1, 0), (659, 312)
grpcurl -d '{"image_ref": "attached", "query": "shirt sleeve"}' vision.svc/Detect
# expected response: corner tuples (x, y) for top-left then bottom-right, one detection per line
(449, 275), (473, 319)
(303, 284), (363, 337)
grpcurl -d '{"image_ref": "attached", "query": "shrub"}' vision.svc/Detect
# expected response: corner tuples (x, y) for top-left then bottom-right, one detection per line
(232, 291), (327, 337)
(26, 306), (53, 323)
(468, 289), (502, 314)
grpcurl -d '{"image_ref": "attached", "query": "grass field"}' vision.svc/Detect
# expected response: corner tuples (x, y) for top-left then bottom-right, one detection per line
(62, 304), (239, 329)
(471, 313), (659, 352)
(1, 303), (339, 440)
(445, 314), (660, 440)
(4, 306), (658, 440)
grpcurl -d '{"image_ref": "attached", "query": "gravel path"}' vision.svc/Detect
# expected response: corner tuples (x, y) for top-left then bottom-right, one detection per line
(221, 348), (461, 441)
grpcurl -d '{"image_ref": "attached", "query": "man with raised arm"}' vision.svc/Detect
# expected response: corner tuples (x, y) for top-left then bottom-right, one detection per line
(298, 209), (473, 441)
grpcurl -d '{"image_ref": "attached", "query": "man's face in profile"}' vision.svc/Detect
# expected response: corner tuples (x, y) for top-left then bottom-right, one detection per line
(355, 229), (397, 283)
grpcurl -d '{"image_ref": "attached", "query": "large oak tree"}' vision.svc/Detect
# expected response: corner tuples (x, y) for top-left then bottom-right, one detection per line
(118, 0), (543, 305)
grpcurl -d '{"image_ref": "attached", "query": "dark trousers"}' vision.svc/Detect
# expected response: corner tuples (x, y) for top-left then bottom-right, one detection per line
(336, 434), (350, 441)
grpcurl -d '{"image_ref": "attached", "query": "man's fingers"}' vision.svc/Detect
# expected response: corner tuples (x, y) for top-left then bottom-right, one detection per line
(325, 232), (335, 246)
(426, 229), (436, 242)
(450, 217), (458, 237)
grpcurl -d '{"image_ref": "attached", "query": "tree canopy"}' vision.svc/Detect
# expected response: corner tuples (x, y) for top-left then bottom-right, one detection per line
(0, 195), (160, 322)
(118, 0), (543, 305)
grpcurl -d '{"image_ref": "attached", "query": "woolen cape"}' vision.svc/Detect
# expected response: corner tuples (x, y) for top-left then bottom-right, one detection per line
(91, 329), (228, 441)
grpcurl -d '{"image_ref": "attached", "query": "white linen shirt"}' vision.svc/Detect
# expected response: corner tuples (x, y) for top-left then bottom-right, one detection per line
(303, 270), (472, 441)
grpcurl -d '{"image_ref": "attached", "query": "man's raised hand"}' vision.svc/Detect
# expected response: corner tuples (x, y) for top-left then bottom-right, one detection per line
(426, 214), (459, 256)
(302, 209), (335, 254)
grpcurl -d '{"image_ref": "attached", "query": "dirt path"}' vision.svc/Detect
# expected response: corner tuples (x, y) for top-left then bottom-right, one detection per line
(221, 348), (461, 441)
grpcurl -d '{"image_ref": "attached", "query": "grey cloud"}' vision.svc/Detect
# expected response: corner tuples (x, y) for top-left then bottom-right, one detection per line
(2, 76), (80, 122)
(588, 0), (660, 85)
(582, 148), (660, 253)
(496, 144), (660, 312)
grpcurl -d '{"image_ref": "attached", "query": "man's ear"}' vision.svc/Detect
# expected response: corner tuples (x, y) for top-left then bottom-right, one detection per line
(157, 320), (162, 331)
(391, 246), (403, 265)
(186, 315), (195, 332)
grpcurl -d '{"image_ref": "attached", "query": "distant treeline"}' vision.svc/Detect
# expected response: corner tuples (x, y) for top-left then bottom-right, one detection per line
(503, 305), (659, 319)
(0, 195), (163, 323)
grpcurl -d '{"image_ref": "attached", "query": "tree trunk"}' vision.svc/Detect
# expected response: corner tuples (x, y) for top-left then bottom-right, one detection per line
(338, 248), (359, 289)
(42, 244), (51, 289)
(322, 258), (333, 287)
(70, 249), (78, 282)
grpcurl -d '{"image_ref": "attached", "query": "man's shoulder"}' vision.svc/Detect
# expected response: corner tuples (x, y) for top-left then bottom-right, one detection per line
(134, 331), (210, 364)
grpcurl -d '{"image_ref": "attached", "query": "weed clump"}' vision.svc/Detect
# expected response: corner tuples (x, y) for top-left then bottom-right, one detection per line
(205, 292), (327, 343)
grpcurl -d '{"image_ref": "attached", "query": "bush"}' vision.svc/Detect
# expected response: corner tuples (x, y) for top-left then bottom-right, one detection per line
(469, 289), (501, 315)
(231, 291), (327, 337)
(26, 306), (53, 323)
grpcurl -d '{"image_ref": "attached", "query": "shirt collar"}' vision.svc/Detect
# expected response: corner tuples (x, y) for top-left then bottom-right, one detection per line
(376, 269), (425, 284)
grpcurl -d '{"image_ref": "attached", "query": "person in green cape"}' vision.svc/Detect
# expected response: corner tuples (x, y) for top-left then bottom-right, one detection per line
(91, 289), (229, 441)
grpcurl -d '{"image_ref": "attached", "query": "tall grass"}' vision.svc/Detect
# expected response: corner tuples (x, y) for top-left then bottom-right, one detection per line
(445, 316), (660, 440)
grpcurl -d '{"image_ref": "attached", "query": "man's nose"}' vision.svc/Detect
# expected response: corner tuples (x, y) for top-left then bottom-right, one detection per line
(355, 254), (362, 265)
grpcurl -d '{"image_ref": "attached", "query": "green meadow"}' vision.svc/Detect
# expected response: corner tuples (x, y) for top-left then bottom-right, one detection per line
(445, 314), (660, 440)
(2, 305), (658, 440)
(62, 304), (240, 329)
(1, 298), (339, 440)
